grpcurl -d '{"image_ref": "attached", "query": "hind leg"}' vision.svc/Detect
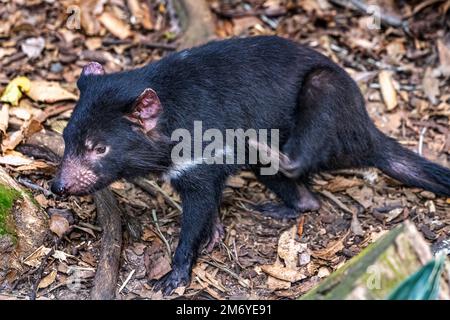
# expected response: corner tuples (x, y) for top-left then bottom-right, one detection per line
(281, 67), (374, 177)
(251, 169), (320, 219)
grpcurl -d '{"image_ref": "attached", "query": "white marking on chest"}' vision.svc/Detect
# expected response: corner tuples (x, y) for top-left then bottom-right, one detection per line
(165, 147), (231, 180)
(165, 157), (204, 180)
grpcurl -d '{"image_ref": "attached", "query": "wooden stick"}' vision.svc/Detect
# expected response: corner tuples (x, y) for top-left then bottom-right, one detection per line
(329, 0), (404, 28)
(90, 189), (122, 300)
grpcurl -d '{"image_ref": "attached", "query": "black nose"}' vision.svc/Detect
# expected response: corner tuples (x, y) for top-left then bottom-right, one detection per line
(51, 179), (67, 196)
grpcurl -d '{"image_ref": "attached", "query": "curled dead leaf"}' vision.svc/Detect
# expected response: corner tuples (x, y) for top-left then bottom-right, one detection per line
(260, 262), (306, 282)
(38, 270), (57, 289)
(26, 81), (77, 103)
(21, 37), (45, 59)
(0, 76), (31, 106)
(378, 70), (397, 111)
(49, 213), (71, 238)
(437, 39), (450, 77)
(0, 104), (8, 136)
(422, 67), (440, 105)
(312, 231), (349, 261)
(99, 10), (132, 40)
(127, 0), (154, 30)
(326, 176), (364, 192)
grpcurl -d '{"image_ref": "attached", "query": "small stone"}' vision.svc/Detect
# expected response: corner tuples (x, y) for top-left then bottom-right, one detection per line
(299, 252), (311, 266)
(21, 37), (45, 59)
(50, 62), (63, 73)
(317, 267), (330, 278)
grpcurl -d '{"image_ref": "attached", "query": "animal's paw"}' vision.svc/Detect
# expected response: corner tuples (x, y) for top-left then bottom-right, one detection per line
(250, 202), (301, 219)
(152, 269), (191, 296)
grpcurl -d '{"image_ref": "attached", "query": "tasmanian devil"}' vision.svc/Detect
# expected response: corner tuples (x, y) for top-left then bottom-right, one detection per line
(52, 36), (450, 295)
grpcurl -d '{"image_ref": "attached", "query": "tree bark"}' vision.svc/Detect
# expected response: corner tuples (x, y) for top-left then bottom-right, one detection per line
(173, 0), (216, 49)
(0, 166), (47, 287)
(90, 189), (122, 300)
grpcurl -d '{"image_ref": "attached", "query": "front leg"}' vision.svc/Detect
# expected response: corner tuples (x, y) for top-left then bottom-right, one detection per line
(153, 168), (226, 295)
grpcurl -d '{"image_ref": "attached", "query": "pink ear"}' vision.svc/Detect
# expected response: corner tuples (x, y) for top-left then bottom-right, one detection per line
(126, 88), (162, 133)
(82, 61), (105, 76)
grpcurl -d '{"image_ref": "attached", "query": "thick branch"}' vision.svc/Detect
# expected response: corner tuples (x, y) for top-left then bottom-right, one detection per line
(90, 189), (122, 300)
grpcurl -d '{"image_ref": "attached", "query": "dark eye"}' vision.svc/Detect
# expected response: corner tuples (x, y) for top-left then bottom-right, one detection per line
(94, 146), (106, 155)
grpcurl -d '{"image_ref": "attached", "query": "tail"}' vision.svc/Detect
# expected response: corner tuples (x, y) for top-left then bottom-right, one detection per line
(374, 131), (450, 197)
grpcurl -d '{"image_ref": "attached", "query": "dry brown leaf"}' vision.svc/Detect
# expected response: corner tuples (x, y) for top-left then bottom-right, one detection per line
(260, 225), (308, 284)
(386, 39), (405, 61)
(326, 176), (364, 192)
(23, 246), (49, 268)
(49, 213), (70, 238)
(378, 70), (397, 111)
(141, 227), (158, 241)
(38, 270), (57, 289)
(267, 275), (291, 290)
(422, 67), (440, 105)
(145, 240), (171, 280)
(23, 246), (73, 268)
(34, 194), (49, 207)
(85, 37), (103, 51)
(2, 130), (25, 152)
(26, 81), (77, 103)
(127, 0), (154, 30)
(147, 254), (171, 280)
(277, 225), (307, 269)
(385, 207), (403, 222)
(260, 262), (306, 282)
(192, 264), (226, 293)
(0, 48), (15, 59)
(99, 10), (132, 40)
(312, 231), (349, 260)
(0, 104), (8, 136)
(233, 16), (261, 35)
(437, 39), (450, 77)
(0, 153), (33, 166)
(347, 185), (374, 209)
(78, 0), (104, 35)
(377, 110), (403, 134)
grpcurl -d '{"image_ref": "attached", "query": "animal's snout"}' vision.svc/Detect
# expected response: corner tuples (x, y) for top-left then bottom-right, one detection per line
(51, 179), (68, 196)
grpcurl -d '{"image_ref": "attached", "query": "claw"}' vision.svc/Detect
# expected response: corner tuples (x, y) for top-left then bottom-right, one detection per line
(152, 269), (190, 296)
(250, 202), (301, 219)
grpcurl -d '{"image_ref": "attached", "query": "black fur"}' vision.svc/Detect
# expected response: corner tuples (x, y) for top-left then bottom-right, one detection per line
(53, 36), (450, 295)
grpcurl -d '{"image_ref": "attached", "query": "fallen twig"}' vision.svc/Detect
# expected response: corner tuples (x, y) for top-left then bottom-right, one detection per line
(328, 0), (405, 28)
(90, 189), (122, 300)
(135, 178), (182, 212)
(319, 190), (354, 215)
(118, 269), (135, 294)
(151, 209), (172, 258)
(17, 177), (53, 197)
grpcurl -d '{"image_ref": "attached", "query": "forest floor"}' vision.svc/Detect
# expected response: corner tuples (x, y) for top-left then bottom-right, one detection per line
(0, 0), (449, 300)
